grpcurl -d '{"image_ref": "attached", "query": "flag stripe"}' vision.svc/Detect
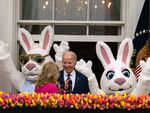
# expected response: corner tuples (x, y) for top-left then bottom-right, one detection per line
(134, 65), (142, 79)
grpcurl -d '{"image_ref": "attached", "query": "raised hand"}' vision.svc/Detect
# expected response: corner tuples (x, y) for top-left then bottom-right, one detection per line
(131, 57), (150, 96)
(53, 41), (70, 70)
(53, 41), (70, 56)
(75, 59), (105, 94)
(75, 59), (94, 80)
(139, 57), (150, 78)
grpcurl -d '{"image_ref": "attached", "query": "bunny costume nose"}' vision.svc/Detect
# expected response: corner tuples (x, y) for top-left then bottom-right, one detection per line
(26, 63), (36, 71)
(114, 78), (126, 86)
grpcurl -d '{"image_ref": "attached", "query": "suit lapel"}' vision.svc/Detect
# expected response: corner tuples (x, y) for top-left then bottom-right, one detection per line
(59, 70), (64, 84)
(72, 71), (80, 93)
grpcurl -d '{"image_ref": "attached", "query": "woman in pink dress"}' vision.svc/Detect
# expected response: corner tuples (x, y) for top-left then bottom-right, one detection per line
(35, 61), (60, 94)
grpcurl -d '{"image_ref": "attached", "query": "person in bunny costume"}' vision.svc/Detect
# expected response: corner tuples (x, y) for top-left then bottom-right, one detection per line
(0, 26), (69, 93)
(75, 38), (150, 96)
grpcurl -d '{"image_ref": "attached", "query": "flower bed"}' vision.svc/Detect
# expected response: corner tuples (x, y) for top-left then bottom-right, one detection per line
(0, 91), (150, 111)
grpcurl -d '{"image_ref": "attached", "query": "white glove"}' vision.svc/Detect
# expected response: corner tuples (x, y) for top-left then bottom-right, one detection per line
(139, 57), (150, 81)
(0, 40), (10, 59)
(75, 59), (95, 81)
(53, 41), (70, 62)
(140, 57), (150, 77)
(53, 41), (70, 70)
(53, 41), (70, 55)
(75, 59), (105, 95)
(131, 57), (150, 96)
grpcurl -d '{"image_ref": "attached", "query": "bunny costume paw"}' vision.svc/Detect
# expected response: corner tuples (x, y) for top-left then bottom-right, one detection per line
(75, 59), (105, 94)
(75, 59), (94, 81)
(131, 57), (150, 96)
(0, 40), (24, 91)
(53, 41), (70, 70)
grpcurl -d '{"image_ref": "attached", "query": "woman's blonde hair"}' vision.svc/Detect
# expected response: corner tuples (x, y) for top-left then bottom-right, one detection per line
(36, 61), (59, 87)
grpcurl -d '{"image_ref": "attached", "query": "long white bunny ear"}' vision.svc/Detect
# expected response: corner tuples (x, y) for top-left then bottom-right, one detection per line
(39, 26), (54, 52)
(96, 41), (115, 68)
(117, 38), (133, 66)
(18, 28), (34, 53)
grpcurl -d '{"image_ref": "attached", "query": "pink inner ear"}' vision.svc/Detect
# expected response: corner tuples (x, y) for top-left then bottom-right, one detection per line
(101, 46), (110, 65)
(122, 43), (128, 64)
(42, 31), (50, 50)
(22, 33), (30, 51)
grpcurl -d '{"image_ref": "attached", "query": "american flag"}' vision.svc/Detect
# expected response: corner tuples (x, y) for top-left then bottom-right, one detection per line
(133, 65), (142, 79)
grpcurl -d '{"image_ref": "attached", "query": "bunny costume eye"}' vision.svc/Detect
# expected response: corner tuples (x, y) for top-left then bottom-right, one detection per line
(34, 54), (47, 64)
(106, 71), (115, 80)
(122, 69), (130, 78)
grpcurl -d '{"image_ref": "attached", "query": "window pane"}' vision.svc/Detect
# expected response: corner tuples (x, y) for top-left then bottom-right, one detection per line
(55, 25), (86, 35)
(20, 25), (86, 35)
(89, 26), (120, 35)
(89, 0), (120, 20)
(20, 25), (49, 34)
(21, 0), (53, 20)
(55, 0), (87, 20)
(21, 0), (121, 21)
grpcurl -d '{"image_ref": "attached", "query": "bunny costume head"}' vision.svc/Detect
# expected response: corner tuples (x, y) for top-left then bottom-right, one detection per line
(18, 26), (54, 81)
(96, 38), (137, 95)
(0, 25), (69, 93)
(76, 38), (150, 96)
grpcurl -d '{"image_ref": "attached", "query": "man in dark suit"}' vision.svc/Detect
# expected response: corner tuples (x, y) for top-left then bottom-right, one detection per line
(57, 51), (90, 94)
